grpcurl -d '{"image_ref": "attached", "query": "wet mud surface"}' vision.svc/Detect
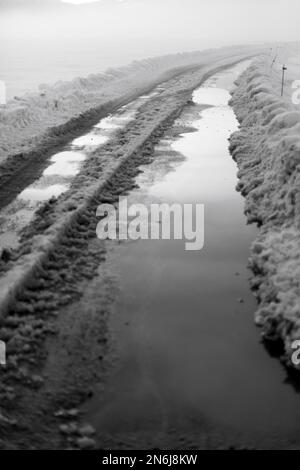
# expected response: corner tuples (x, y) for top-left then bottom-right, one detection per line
(2, 57), (295, 450)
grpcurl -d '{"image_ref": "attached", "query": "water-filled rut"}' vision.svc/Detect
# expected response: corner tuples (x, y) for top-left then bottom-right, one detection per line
(0, 90), (160, 250)
(82, 62), (300, 449)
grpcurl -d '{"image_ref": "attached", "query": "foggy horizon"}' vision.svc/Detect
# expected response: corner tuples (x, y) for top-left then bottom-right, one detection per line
(1, 0), (300, 98)
(2, 0), (300, 44)
(1, 0), (300, 455)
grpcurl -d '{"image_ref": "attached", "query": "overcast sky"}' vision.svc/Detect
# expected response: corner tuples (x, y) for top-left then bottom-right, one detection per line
(0, 0), (299, 97)
(1, 0), (299, 47)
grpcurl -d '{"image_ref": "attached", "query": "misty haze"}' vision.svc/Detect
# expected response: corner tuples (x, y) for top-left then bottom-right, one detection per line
(0, 0), (300, 455)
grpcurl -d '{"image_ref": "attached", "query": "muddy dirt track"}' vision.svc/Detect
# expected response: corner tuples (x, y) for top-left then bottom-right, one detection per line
(0, 54), (261, 450)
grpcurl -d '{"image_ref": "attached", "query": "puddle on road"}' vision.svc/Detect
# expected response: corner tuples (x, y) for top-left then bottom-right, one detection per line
(83, 61), (300, 449)
(43, 151), (86, 177)
(192, 87), (230, 106)
(71, 134), (109, 148)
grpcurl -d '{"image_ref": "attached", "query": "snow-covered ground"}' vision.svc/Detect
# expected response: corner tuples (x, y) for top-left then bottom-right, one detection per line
(229, 45), (300, 366)
(0, 45), (261, 164)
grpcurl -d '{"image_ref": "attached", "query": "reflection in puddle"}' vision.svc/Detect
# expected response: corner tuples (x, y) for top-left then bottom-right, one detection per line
(95, 113), (135, 130)
(19, 184), (69, 202)
(150, 105), (238, 202)
(50, 151), (86, 163)
(72, 134), (109, 148)
(43, 151), (86, 177)
(95, 116), (121, 130)
(192, 87), (230, 106)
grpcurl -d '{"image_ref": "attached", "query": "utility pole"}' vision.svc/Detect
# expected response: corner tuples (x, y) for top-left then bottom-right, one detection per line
(271, 54), (277, 69)
(281, 65), (287, 97)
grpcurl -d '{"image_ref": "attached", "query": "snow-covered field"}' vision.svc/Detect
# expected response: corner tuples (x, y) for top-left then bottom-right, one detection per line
(229, 46), (300, 366)
(0, 45), (261, 164)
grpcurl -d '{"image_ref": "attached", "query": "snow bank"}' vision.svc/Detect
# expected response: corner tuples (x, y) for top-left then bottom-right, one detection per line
(229, 52), (300, 366)
(0, 45), (260, 164)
